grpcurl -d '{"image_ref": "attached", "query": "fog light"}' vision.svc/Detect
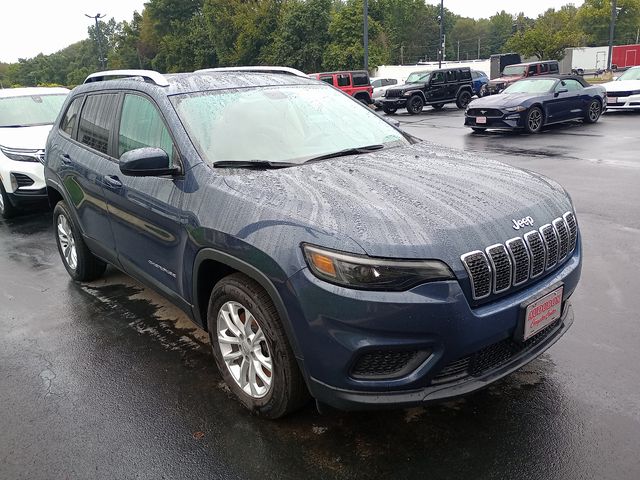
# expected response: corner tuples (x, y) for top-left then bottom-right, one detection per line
(10, 173), (18, 192)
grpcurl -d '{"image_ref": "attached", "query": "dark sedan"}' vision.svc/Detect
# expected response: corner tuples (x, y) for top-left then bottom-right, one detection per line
(464, 76), (606, 133)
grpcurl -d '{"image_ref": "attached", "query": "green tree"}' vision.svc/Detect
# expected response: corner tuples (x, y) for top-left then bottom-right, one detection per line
(487, 11), (514, 54)
(506, 6), (585, 60)
(578, 0), (640, 46)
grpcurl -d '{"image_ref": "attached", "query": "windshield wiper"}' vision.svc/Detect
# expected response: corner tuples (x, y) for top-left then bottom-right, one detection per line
(213, 160), (296, 169)
(303, 144), (384, 164)
(0, 124), (30, 128)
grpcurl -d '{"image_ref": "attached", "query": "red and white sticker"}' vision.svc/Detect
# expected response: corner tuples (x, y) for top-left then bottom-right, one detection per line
(523, 286), (563, 340)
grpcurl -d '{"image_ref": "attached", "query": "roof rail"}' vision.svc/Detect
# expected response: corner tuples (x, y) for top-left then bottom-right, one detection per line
(84, 70), (170, 87)
(195, 66), (307, 78)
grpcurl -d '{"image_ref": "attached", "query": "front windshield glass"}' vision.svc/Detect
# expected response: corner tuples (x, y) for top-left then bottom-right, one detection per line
(502, 65), (526, 76)
(172, 84), (409, 165)
(406, 72), (431, 83)
(0, 94), (67, 127)
(503, 79), (557, 94)
(618, 68), (640, 81)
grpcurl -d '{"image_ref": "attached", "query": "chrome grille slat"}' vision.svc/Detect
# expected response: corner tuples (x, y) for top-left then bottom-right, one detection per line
(486, 244), (512, 293)
(506, 237), (530, 286)
(461, 211), (577, 300)
(553, 218), (570, 261)
(540, 224), (559, 270)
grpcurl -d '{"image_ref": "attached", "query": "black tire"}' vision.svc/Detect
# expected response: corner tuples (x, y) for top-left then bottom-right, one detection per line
(355, 94), (371, 105)
(406, 95), (424, 114)
(471, 127), (486, 133)
(0, 182), (17, 219)
(456, 90), (472, 109)
(53, 201), (107, 281)
(207, 273), (309, 419)
(584, 99), (602, 124)
(382, 105), (397, 114)
(525, 106), (544, 134)
(432, 103), (445, 110)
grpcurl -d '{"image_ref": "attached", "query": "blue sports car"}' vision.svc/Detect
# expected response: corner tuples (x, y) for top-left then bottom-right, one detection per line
(465, 75), (606, 133)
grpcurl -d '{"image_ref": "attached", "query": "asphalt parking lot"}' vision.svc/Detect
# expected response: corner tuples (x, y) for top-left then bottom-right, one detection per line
(2, 107), (640, 480)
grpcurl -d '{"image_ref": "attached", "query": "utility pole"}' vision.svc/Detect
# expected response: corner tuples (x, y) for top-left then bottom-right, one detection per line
(363, 0), (369, 71)
(438, 0), (444, 68)
(636, 27), (639, 44)
(607, 0), (618, 70)
(400, 45), (404, 65)
(85, 13), (106, 70)
(457, 40), (460, 61)
(478, 38), (481, 59)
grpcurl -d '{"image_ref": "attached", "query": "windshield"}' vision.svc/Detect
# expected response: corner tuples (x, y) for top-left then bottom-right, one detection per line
(0, 94), (67, 127)
(617, 68), (640, 81)
(406, 72), (431, 83)
(172, 85), (408, 165)
(503, 79), (556, 94)
(502, 65), (526, 76)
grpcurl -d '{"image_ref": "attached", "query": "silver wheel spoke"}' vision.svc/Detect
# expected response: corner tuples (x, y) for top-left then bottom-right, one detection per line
(223, 350), (243, 362)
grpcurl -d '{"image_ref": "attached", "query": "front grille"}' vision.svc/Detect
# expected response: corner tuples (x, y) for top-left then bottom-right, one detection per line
(351, 349), (428, 379)
(460, 211), (578, 300)
(432, 317), (562, 384)
(467, 108), (503, 117)
(607, 91), (633, 97)
(12, 173), (34, 188)
(385, 89), (402, 98)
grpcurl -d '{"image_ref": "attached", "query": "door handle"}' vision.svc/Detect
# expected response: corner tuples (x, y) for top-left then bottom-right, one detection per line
(103, 175), (123, 189)
(59, 153), (71, 164)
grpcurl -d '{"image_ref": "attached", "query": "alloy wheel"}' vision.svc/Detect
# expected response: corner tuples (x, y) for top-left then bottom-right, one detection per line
(217, 301), (273, 399)
(528, 109), (542, 131)
(57, 214), (78, 270)
(589, 102), (601, 121)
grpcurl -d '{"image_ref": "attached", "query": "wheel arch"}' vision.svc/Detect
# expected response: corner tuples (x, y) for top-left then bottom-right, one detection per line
(192, 248), (303, 358)
(354, 91), (372, 103)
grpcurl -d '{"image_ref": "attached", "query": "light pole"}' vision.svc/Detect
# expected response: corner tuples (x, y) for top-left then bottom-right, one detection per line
(85, 13), (106, 70)
(607, 1), (622, 70)
(438, 0), (444, 68)
(363, 0), (369, 71)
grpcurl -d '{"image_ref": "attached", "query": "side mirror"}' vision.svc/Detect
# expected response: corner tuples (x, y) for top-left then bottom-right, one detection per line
(554, 88), (568, 97)
(613, 76), (619, 81)
(119, 147), (179, 177)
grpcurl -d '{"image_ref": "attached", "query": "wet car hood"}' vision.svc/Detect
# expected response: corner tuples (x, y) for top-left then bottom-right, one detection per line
(489, 75), (521, 85)
(0, 124), (53, 150)
(388, 82), (426, 92)
(468, 93), (536, 109)
(603, 79), (640, 92)
(222, 142), (572, 266)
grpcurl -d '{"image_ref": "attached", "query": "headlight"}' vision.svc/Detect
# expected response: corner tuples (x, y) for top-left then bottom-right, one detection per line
(0, 146), (40, 162)
(402, 90), (419, 97)
(505, 105), (527, 112)
(302, 244), (455, 291)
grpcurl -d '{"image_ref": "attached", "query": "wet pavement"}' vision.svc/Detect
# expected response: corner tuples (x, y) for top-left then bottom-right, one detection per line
(2, 108), (640, 479)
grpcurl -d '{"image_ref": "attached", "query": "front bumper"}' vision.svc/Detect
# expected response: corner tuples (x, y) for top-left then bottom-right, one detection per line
(464, 111), (525, 130)
(378, 98), (408, 109)
(0, 156), (48, 207)
(285, 242), (581, 410)
(606, 93), (640, 109)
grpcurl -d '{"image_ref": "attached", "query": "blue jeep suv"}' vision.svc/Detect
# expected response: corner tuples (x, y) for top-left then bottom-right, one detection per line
(44, 68), (582, 418)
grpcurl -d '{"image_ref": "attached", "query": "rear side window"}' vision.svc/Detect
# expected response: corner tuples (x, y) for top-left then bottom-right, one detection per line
(540, 63), (549, 74)
(549, 63), (559, 73)
(460, 69), (472, 80)
(78, 94), (119, 155)
(336, 74), (351, 87)
(319, 75), (333, 85)
(446, 70), (457, 82)
(60, 97), (83, 137)
(352, 72), (369, 86)
(528, 65), (538, 76)
(118, 94), (175, 165)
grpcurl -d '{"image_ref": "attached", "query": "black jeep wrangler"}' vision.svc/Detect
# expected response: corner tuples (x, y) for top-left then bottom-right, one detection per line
(378, 67), (474, 114)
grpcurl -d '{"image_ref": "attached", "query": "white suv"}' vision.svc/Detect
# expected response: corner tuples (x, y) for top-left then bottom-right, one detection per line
(0, 87), (69, 218)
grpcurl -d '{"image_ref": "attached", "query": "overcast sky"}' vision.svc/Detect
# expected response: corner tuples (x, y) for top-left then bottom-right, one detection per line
(1, 0), (583, 63)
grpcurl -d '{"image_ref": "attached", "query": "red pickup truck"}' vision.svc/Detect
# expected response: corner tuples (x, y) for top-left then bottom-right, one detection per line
(308, 70), (373, 104)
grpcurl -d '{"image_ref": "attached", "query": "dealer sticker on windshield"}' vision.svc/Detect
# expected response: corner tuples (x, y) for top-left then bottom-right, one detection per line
(523, 286), (563, 340)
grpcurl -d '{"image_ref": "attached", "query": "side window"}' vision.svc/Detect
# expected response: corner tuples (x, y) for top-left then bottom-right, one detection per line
(540, 63), (549, 74)
(460, 69), (472, 80)
(471, 71), (478, 79)
(319, 75), (333, 85)
(431, 72), (445, 84)
(60, 96), (83, 138)
(563, 79), (584, 91)
(387, 79), (398, 86)
(528, 65), (538, 76)
(352, 72), (369, 86)
(78, 94), (119, 155)
(336, 74), (351, 87)
(446, 70), (457, 82)
(118, 94), (175, 165)
(549, 63), (559, 73)
(371, 79), (382, 88)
